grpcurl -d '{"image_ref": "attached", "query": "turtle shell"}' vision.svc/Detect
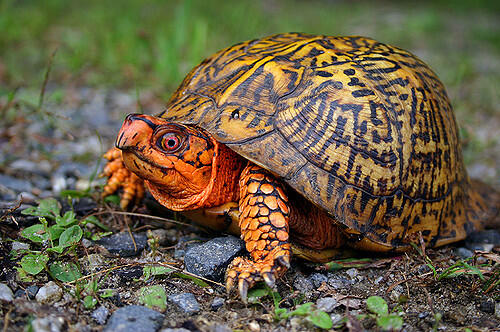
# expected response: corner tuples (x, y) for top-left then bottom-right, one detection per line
(159, 33), (487, 250)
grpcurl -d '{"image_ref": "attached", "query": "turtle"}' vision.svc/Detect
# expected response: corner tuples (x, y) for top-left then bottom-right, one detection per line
(102, 33), (500, 299)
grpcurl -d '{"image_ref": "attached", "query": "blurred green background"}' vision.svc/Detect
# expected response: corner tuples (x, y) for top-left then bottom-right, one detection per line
(0, 0), (499, 178)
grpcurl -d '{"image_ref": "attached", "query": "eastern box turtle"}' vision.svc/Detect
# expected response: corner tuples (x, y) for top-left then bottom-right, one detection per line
(103, 33), (499, 298)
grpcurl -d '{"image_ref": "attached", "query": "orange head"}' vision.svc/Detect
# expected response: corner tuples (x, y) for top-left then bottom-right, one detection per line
(116, 114), (218, 210)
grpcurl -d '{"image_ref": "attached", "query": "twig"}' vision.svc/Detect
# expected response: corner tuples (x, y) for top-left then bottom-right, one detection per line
(38, 48), (58, 111)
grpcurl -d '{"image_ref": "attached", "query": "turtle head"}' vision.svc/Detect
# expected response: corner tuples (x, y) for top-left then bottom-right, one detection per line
(116, 113), (217, 210)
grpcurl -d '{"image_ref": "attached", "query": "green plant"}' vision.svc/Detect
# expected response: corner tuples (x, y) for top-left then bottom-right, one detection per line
(15, 198), (104, 276)
(248, 286), (333, 330)
(365, 296), (404, 331)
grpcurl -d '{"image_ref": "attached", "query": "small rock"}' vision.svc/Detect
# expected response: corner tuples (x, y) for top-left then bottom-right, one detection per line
(316, 297), (338, 313)
(104, 305), (164, 332)
(211, 297), (224, 311)
(293, 274), (314, 293)
(248, 321), (260, 332)
(327, 274), (354, 289)
(479, 299), (495, 314)
(184, 236), (245, 281)
(496, 302), (500, 320)
(115, 265), (143, 280)
(92, 306), (110, 325)
(454, 247), (473, 259)
(309, 273), (328, 288)
(26, 285), (39, 299)
(168, 293), (200, 315)
(80, 253), (106, 274)
(14, 289), (26, 298)
(345, 268), (359, 278)
(10, 159), (51, 175)
(160, 329), (191, 332)
(209, 325), (232, 332)
(418, 312), (429, 319)
(11, 241), (30, 251)
(81, 238), (93, 248)
(330, 313), (343, 326)
(0, 283), (14, 302)
(465, 229), (500, 252)
(96, 232), (148, 257)
(0, 174), (32, 193)
(36, 281), (63, 305)
(31, 316), (65, 332)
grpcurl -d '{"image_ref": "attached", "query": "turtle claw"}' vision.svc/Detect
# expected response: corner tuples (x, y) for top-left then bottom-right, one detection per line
(238, 279), (249, 302)
(277, 255), (291, 268)
(263, 272), (276, 288)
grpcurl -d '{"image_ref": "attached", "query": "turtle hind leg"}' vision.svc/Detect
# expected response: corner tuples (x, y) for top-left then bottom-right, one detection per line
(226, 164), (291, 300)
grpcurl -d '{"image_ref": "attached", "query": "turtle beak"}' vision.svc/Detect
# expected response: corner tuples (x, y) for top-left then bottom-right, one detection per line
(115, 114), (159, 151)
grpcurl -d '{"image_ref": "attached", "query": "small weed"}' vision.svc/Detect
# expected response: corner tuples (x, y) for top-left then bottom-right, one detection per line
(138, 285), (167, 311)
(248, 286), (333, 330)
(365, 296), (404, 331)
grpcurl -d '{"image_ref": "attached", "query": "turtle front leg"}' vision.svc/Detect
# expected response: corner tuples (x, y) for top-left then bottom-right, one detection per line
(102, 147), (145, 209)
(226, 165), (292, 300)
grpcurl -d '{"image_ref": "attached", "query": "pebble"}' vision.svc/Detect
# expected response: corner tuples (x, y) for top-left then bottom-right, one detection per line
(31, 316), (65, 332)
(418, 312), (429, 319)
(96, 232), (148, 257)
(496, 302), (500, 320)
(0, 174), (32, 193)
(454, 247), (473, 259)
(479, 299), (495, 314)
(160, 329), (191, 332)
(92, 306), (110, 325)
(345, 268), (359, 278)
(208, 325), (232, 332)
(36, 281), (63, 305)
(316, 297), (338, 313)
(248, 321), (260, 332)
(10, 159), (51, 175)
(465, 230), (500, 252)
(104, 305), (164, 332)
(26, 285), (39, 299)
(184, 236), (245, 281)
(0, 283), (14, 302)
(168, 293), (201, 315)
(115, 265), (144, 280)
(293, 274), (314, 293)
(11, 241), (30, 251)
(327, 274), (354, 289)
(211, 297), (225, 311)
(309, 272), (328, 288)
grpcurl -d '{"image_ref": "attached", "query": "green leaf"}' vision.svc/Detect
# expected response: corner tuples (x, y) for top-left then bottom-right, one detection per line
(60, 189), (91, 199)
(46, 246), (65, 254)
(82, 216), (110, 231)
(366, 296), (389, 316)
(83, 295), (98, 309)
(48, 225), (65, 240)
(274, 307), (288, 320)
(22, 198), (60, 219)
(377, 314), (403, 331)
(20, 224), (49, 243)
(59, 225), (83, 247)
(247, 287), (271, 303)
(291, 302), (313, 316)
(55, 211), (76, 227)
(99, 289), (115, 298)
(143, 265), (173, 280)
(49, 261), (82, 282)
(104, 194), (121, 206)
(307, 310), (333, 330)
(20, 253), (49, 275)
(138, 285), (167, 311)
(173, 272), (209, 287)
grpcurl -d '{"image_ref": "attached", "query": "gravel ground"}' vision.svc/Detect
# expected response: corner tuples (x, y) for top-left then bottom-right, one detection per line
(0, 87), (499, 332)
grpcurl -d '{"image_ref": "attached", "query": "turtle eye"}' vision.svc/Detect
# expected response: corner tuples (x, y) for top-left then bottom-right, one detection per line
(158, 133), (182, 152)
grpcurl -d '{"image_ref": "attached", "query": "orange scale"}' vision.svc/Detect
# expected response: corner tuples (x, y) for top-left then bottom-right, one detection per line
(246, 240), (257, 252)
(249, 219), (261, 230)
(260, 183), (275, 194)
(264, 196), (278, 210)
(258, 206), (270, 216)
(269, 212), (287, 228)
(256, 240), (267, 250)
(277, 199), (289, 214)
(276, 230), (289, 241)
(247, 182), (259, 194)
(249, 205), (260, 218)
(276, 187), (288, 201)
(250, 230), (262, 241)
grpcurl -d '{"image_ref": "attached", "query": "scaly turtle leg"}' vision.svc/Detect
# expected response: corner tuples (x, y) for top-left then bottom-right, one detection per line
(102, 147), (145, 209)
(226, 165), (291, 300)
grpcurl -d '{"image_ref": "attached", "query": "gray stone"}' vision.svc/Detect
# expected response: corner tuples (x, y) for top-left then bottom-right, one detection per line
(208, 325), (232, 332)
(327, 274), (354, 289)
(0, 283), (14, 302)
(159, 329), (191, 332)
(92, 306), (110, 325)
(184, 236), (245, 281)
(466, 230), (500, 252)
(36, 281), (63, 305)
(104, 305), (164, 332)
(0, 174), (32, 193)
(316, 297), (338, 313)
(454, 247), (473, 259)
(495, 302), (500, 320)
(345, 268), (359, 278)
(293, 274), (314, 292)
(26, 285), (39, 299)
(479, 299), (495, 314)
(31, 316), (65, 332)
(96, 232), (148, 257)
(211, 297), (225, 311)
(309, 273), (328, 288)
(11, 241), (30, 251)
(168, 293), (200, 315)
